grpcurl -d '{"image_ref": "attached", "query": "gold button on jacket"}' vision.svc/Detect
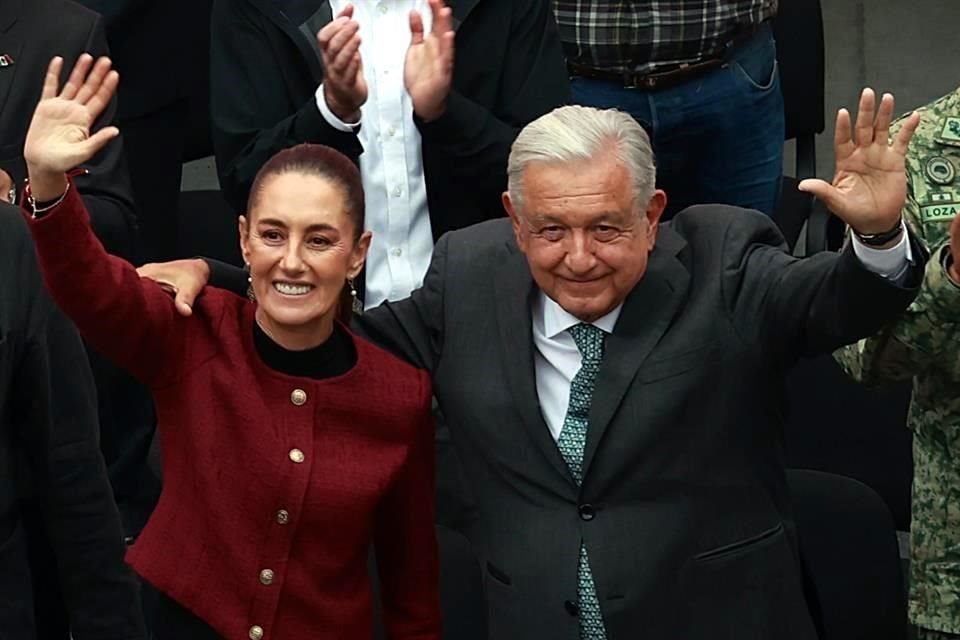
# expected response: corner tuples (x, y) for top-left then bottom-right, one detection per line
(288, 449), (305, 464)
(248, 625), (264, 640)
(259, 569), (275, 585)
(290, 389), (307, 406)
(275, 509), (289, 524)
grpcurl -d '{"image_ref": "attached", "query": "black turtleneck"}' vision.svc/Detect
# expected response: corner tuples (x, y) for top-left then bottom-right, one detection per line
(252, 320), (357, 378)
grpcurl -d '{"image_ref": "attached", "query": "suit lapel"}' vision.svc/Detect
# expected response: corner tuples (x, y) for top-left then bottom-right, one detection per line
(581, 228), (690, 477)
(446, 0), (481, 30)
(249, 0), (328, 81)
(495, 243), (576, 488)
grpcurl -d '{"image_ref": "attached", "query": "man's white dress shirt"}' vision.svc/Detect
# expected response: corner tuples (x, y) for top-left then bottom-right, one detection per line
(319, 0), (433, 308)
(532, 231), (913, 440)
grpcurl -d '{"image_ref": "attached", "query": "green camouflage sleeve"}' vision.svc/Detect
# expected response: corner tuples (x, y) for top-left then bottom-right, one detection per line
(836, 191), (960, 385)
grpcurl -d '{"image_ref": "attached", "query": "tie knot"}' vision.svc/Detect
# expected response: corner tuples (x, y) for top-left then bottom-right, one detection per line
(568, 323), (605, 361)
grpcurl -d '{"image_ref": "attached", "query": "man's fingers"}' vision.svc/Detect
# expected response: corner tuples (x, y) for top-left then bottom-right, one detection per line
(892, 110), (921, 156)
(873, 92), (894, 147)
(317, 17), (354, 49)
(833, 107), (854, 158)
(409, 10), (425, 45)
(75, 56), (112, 105)
(336, 3), (354, 19)
(42, 57), (63, 100)
(320, 19), (358, 55)
(174, 292), (194, 317)
(853, 87), (876, 147)
(431, 0), (453, 36)
(61, 54), (93, 100)
(329, 33), (361, 75)
(341, 54), (361, 85)
(797, 178), (841, 211)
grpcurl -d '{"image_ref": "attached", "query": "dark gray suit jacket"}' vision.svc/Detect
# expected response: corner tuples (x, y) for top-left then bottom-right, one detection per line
(0, 0), (136, 258)
(357, 207), (922, 640)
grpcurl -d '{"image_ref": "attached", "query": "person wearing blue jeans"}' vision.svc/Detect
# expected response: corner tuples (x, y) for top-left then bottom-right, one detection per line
(556, 1), (785, 220)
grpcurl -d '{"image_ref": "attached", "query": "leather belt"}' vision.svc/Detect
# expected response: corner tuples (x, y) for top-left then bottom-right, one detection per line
(568, 22), (768, 91)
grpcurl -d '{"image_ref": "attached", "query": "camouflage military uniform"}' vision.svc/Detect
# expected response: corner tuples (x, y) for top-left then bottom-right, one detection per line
(836, 88), (960, 636)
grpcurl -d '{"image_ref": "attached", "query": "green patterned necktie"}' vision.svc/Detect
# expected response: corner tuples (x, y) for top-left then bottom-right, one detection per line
(557, 323), (608, 640)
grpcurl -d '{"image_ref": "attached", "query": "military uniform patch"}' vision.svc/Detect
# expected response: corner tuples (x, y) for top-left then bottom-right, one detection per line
(939, 117), (960, 145)
(919, 192), (959, 223)
(925, 156), (956, 185)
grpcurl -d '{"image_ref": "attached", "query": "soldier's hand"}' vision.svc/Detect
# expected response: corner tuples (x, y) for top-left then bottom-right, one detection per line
(949, 214), (960, 284)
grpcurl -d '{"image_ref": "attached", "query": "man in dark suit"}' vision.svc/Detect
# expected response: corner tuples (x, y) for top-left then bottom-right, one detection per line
(0, 204), (146, 640)
(0, 2), (156, 632)
(0, 0), (135, 258)
(142, 92), (923, 638)
(209, 0), (568, 306)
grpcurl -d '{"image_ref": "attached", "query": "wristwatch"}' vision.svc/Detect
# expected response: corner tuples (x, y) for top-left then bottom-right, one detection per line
(853, 219), (905, 247)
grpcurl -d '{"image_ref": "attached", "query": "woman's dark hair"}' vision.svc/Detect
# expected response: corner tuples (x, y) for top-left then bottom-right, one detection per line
(247, 144), (366, 324)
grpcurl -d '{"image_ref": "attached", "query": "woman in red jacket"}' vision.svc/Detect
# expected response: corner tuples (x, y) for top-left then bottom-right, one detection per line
(21, 54), (440, 640)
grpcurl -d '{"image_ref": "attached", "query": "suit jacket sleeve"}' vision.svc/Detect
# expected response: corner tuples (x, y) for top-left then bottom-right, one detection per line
(10, 215), (146, 640)
(75, 13), (138, 258)
(414, 0), (569, 207)
(834, 187), (960, 385)
(210, 0), (364, 211)
(354, 233), (448, 372)
(720, 209), (925, 366)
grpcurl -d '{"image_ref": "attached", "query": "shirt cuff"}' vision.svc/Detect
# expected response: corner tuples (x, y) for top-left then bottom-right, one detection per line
(851, 221), (913, 280)
(315, 85), (361, 133)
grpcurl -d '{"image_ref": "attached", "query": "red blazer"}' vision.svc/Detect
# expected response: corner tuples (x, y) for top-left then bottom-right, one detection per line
(25, 184), (441, 640)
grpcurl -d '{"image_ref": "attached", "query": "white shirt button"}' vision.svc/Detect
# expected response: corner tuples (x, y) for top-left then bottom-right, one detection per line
(391, 247), (403, 257)
(377, 3), (387, 14)
(392, 185), (402, 197)
(387, 126), (397, 137)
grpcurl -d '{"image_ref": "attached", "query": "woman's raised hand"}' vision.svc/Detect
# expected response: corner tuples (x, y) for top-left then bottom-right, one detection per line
(24, 55), (120, 182)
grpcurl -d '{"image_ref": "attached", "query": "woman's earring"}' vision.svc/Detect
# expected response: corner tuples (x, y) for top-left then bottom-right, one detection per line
(245, 263), (256, 302)
(348, 277), (363, 315)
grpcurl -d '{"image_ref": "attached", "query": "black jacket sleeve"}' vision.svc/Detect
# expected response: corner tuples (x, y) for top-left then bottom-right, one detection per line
(9, 212), (145, 640)
(210, 0), (363, 211)
(719, 207), (926, 366)
(414, 0), (569, 205)
(354, 233), (448, 373)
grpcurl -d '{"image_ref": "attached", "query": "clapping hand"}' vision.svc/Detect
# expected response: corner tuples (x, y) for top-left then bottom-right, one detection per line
(24, 55), (119, 200)
(404, 0), (455, 122)
(799, 88), (921, 236)
(318, 4), (367, 123)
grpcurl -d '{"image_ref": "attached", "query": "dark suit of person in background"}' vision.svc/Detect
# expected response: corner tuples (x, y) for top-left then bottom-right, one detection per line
(0, 2), (153, 634)
(78, 0), (204, 264)
(210, 0), (569, 242)
(0, 0), (135, 256)
(0, 204), (146, 640)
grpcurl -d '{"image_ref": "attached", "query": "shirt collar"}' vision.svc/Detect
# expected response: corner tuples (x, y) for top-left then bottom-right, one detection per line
(539, 290), (623, 339)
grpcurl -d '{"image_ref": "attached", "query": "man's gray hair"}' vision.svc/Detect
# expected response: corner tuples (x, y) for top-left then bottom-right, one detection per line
(506, 105), (656, 214)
